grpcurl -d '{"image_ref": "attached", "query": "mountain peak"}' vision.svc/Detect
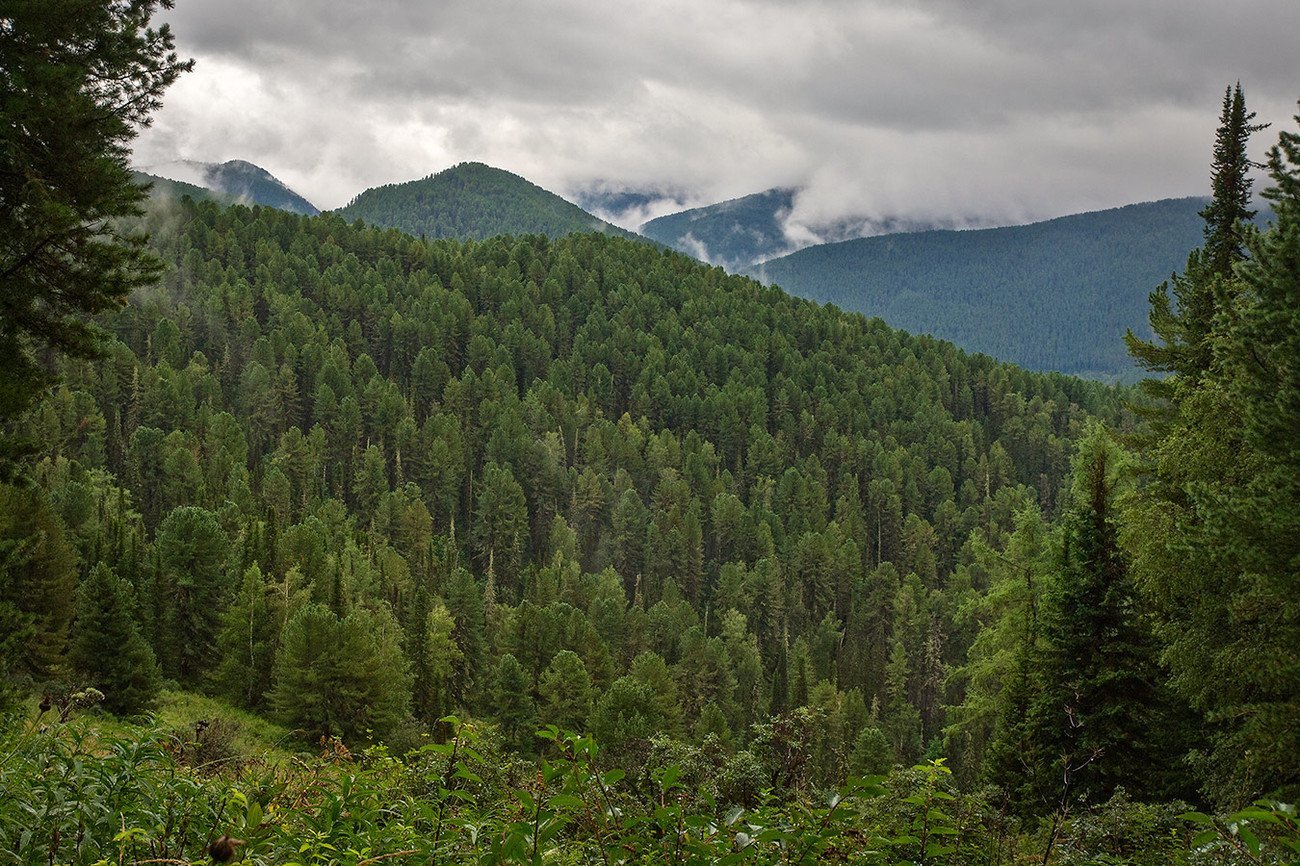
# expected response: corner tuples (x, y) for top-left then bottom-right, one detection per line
(139, 158), (319, 215)
(337, 162), (645, 243)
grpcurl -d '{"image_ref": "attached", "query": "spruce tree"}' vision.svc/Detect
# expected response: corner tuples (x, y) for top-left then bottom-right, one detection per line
(1126, 83), (1267, 384)
(0, 485), (77, 700)
(1202, 84), (1269, 278)
(271, 602), (412, 742)
(1124, 101), (1299, 804)
(155, 506), (230, 685)
(1191, 104), (1300, 799)
(1022, 429), (1170, 808)
(68, 563), (160, 715)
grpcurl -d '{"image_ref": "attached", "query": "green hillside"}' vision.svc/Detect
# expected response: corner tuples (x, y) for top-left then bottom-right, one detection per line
(7, 2), (1298, 859)
(9, 196), (1127, 760)
(753, 197), (1211, 380)
(337, 161), (645, 242)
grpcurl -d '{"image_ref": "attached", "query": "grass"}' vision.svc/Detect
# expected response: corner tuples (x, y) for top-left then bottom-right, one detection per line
(151, 689), (305, 763)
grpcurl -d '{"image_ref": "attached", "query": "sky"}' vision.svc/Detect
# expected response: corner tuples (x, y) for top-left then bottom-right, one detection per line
(133, 0), (1300, 237)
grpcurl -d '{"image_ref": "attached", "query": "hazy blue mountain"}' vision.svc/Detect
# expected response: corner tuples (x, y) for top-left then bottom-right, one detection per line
(752, 197), (1214, 380)
(640, 188), (797, 270)
(337, 162), (647, 242)
(142, 159), (320, 215)
(568, 185), (692, 231)
(640, 187), (953, 270)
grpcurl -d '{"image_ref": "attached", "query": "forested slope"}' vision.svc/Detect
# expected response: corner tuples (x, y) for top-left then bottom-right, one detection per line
(143, 159), (320, 215)
(5, 197), (1127, 773)
(754, 197), (1210, 379)
(338, 162), (645, 243)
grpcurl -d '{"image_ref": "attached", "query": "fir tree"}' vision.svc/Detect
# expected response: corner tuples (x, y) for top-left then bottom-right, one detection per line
(210, 563), (278, 710)
(1124, 102), (1300, 804)
(538, 649), (593, 733)
(1023, 429), (1170, 807)
(0, 485), (77, 698)
(1202, 84), (1269, 278)
(68, 563), (159, 715)
(154, 506), (230, 685)
(271, 602), (412, 742)
(1127, 83), (1267, 384)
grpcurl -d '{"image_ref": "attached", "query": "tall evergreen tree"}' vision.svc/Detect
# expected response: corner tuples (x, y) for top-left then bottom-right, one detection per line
(1127, 83), (1267, 384)
(1125, 101), (1300, 805)
(210, 563), (279, 710)
(0, 485), (77, 703)
(538, 649), (593, 733)
(154, 506), (230, 685)
(271, 602), (412, 742)
(0, 0), (190, 470)
(1202, 84), (1269, 278)
(1022, 429), (1174, 808)
(68, 563), (159, 715)
(490, 653), (537, 753)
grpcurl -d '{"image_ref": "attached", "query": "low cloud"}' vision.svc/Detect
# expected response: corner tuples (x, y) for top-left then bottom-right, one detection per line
(134, 0), (1300, 224)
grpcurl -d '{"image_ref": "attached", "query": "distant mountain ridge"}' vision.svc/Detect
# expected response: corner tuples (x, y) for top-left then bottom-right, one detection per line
(337, 162), (646, 243)
(640, 187), (960, 270)
(128, 155), (1225, 381)
(141, 159), (320, 215)
(752, 197), (1215, 380)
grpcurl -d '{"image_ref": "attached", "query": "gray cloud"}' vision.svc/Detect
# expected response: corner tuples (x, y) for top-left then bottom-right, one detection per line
(134, 0), (1299, 229)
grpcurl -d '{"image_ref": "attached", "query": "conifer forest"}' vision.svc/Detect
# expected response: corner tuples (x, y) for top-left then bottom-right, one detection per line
(0, 2), (1297, 863)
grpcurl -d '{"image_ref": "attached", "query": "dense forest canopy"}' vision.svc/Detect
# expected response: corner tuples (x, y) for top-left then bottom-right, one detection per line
(6, 199), (1125, 752)
(1, 2), (1298, 859)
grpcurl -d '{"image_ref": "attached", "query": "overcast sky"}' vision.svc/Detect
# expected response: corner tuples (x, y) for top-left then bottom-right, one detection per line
(132, 0), (1300, 233)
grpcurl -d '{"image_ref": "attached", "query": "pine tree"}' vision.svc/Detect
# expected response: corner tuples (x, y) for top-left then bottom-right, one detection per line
(408, 593), (461, 725)
(270, 602), (412, 742)
(1126, 84), (1267, 384)
(0, 0), (190, 469)
(1202, 84), (1269, 278)
(1178, 105), (1300, 800)
(1124, 102), (1300, 804)
(154, 506), (230, 685)
(0, 485), (77, 700)
(68, 563), (159, 715)
(445, 567), (487, 707)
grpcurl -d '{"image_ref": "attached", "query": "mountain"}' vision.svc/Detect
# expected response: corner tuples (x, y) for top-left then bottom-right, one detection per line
(141, 159), (320, 215)
(640, 188), (797, 270)
(569, 185), (691, 230)
(337, 161), (645, 242)
(753, 197), (1213, 380)
(640, 187), (954, 271)
(131, 170), (231, 205)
